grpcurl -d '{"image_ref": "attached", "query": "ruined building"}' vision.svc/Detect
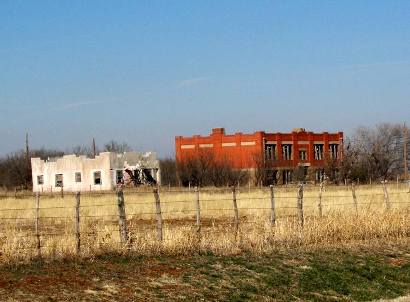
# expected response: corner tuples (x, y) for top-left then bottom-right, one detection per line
(176, 128), (344, 184)
(31, 151), (160, 192)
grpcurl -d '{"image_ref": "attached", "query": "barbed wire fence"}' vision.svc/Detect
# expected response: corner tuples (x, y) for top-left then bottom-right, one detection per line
(0, 182), (409, 257)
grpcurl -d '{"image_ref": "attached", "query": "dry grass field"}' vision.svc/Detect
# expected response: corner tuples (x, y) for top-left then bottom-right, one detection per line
(0, 183), (409, 263)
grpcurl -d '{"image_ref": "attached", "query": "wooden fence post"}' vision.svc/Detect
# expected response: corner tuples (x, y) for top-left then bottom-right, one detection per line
(318, 181), (324, 218)
(35, 192), (41, 258)
(297, 184), (304, 228)
(153, 188), (163, 242)
(232, 186), (239, 233)
(269, 185), (276, 226)
(351, 182), (358, 217)
(382, 181), (391, 210)
(75, 192), (81, 255)
(116, 188), (129, 245)
(195, 187), (201, 232)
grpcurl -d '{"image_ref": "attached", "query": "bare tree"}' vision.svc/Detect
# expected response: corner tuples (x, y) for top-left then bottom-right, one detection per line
(159, 158), (178, 186)
(0, 148), (64, 189)
(208, 155), (249, 186)
(176, 150), (214, 186)
(103, 140), (131, 153)
(352, 123), (404, 181)
(251, 151), (279, 185)
(176, 150), (249, 187)
(293, 166), (307, 182)
(71, 145), (94, 157)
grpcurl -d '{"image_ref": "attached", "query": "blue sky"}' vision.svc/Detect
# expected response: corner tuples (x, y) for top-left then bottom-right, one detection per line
(0, 1), (409, 157)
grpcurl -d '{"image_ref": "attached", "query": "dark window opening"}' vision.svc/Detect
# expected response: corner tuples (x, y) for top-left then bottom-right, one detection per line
(116, 170), (123, 184)
(330, 168), (339, 180)
(37, 175), (44, 185)
(94, 171), (102, 185)
(55, 174), (63, 187)
(75, 172), (82, 183)
(303, 166), (308, 177)
(314, 144), (324, 160)
(264, 144), (277, 160)
(329, 144), (339, 159)
(282, 145), (292, 160)
(315, 169), (325, 182)
(282, 170), (292, 184)
(264, 169), (278, 185)
(299, 150), (307, 161)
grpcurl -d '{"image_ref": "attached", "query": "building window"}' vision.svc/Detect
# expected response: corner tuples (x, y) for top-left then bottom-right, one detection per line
(282, 144), (292, 160)
(282, 170), (292, 184)
(116, 170), (123, 184)
(315, 169), (325, 182)
(94, 171), (102, 185)
(37, 175), (44, 185)
(314, 144), (324, 160)
(265, 169), (278, 185)
(75, 172), (82, 183)
(264, 144), (276, 160)
(329, 144), (339, 159)
(330, 168), (339, 180)
(55, 174), (63, 187)
(303, 166), (308, 177)
(299, 150), (307, 161)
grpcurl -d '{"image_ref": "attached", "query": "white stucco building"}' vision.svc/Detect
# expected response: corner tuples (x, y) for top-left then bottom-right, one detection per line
(31, 151), (160, 192)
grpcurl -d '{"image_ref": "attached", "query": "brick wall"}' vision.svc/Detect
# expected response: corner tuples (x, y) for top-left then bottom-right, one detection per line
(175, 128), (344, 171)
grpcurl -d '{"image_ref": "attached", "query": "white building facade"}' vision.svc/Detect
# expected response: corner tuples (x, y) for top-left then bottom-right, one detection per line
(31, 151), (160, 192)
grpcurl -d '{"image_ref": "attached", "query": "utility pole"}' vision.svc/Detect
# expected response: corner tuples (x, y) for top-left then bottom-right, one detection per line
(92, 138), (96, 158)
(25, 133), (29, 162)
(404, 123), (408, 180)
(25, 132), (31, 188)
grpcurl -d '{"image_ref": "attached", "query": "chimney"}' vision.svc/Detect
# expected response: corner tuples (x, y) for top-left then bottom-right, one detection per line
(211, 128), (225, 135)
(292, 128), (306, 133)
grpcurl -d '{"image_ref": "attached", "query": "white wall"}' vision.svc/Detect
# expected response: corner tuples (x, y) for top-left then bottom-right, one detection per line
(31, 153), (114, 192)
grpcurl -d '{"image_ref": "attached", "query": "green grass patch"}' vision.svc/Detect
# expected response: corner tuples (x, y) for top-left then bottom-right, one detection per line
(1, 246), (410, 301)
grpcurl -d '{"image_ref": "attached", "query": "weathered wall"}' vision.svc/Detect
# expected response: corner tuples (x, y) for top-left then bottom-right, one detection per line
(32, 152), (113, 192)
(31, 151), (161, 192)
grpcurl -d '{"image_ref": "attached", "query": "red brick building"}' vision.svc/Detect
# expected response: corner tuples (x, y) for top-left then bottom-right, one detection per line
(175, 128), (344, 184)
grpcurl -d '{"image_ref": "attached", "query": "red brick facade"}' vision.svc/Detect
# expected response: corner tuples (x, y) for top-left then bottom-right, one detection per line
(176, 128), (344, 183)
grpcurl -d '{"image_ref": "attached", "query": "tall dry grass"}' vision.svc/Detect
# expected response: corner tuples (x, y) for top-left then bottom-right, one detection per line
(0, 184), (409, 263)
